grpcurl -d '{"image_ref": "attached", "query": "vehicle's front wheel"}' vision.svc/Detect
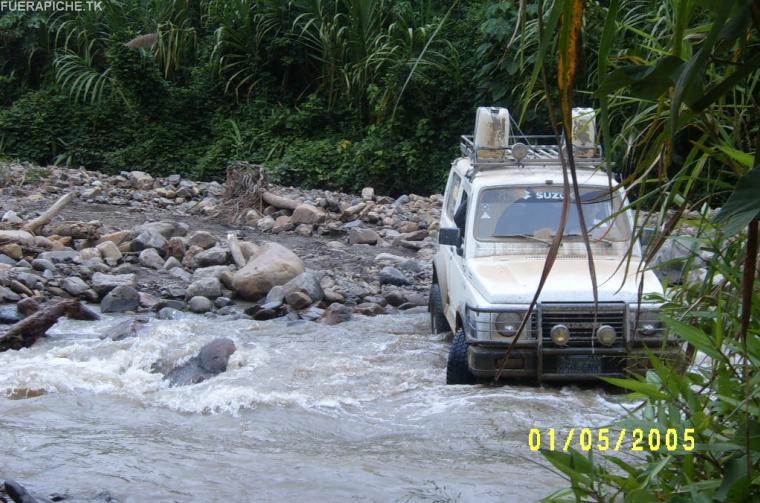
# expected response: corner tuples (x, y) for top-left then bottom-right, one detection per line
(429, 283), (450, 335)
(446, 329), (476, 385)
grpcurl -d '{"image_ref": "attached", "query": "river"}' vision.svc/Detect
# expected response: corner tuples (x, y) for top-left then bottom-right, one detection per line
(0, 311), (628, 502)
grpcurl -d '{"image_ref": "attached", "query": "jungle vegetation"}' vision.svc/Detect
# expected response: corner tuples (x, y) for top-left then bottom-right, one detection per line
(1, 1), (759, 501)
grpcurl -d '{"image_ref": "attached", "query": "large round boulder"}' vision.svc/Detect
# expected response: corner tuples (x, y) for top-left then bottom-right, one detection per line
(231, 242), (304, 300)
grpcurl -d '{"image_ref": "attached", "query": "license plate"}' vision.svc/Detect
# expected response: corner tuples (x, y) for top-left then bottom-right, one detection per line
(557, 355), (602, 374)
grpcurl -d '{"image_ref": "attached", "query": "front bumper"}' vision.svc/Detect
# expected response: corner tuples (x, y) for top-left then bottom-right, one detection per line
(467, 344), (686, 382)
(464, 302), (687, 382)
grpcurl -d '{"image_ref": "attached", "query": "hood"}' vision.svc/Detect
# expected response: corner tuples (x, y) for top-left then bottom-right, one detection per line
(468, 256), (662, 304)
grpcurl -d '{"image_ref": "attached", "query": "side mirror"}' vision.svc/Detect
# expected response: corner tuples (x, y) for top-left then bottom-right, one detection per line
(640, 227), (656, 249)
(438, 227), (462, 247)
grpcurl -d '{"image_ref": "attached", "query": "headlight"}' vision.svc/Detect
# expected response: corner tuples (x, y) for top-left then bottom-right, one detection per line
(465, 308), (533, 341)
(494, 312), (521, 337)
(632, 307), (664, 337)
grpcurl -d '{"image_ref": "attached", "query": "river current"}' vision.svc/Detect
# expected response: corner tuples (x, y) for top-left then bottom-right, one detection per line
(0, 311), (628, 502)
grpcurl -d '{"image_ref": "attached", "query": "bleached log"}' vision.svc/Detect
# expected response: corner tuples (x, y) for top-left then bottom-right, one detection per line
(262, 191), (299, 211)
(227, 233), (247, 268)
(22, 192), (75, 234)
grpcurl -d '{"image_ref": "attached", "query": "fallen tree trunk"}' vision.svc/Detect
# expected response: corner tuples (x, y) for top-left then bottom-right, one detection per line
(262, 191), (299, 211)
(22, 192), (75, 234)
(0, 299), (99, 351)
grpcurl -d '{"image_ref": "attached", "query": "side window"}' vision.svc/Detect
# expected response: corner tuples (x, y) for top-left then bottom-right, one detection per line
(445, 173), (462, 218)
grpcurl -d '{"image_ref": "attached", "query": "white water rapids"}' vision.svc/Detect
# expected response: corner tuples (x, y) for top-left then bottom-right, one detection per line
(0, 312), (629, 502)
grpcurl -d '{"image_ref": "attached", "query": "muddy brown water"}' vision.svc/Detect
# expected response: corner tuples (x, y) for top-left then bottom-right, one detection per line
(0, 312), (629, 502)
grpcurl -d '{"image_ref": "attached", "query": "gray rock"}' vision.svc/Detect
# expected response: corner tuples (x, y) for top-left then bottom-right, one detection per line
(37, 250), (79, 263)
(91, 272), (136, 296)
(188, 296), (213, 313)
(282, 272), (324, 303)
(0, 253), (16, 266)
(265, 285), (285, 304)
(193, 246), (229, 268)
(0, 307), (22, 324)
(131, 230), (167, 252)
(187, 231), (217, 250)
(398, 259), (422, 273)
(186, 277), (222, 299)
(129, 170), (154, 190)
(164, 338), (236, 387)
(62, 276), (90, 296)
(101, 285), (140, 313)
(348, 227), (379, 245)
(378, 266), (409, 286)
(256, 215), (275, 231)
(292, 204), (326, 225)
(355, 302), (385, 316)
(191, 265), (232, 281)
(214, 297), (232, 308)
(168, 266), (192, 281)
(321, 303), (353, 325)
(285, 290), (312, 309)
(0, 285), (21, 302)
(163, 256), (182, 270)
(384, 291), (406, 307)
(138, 248), (165, 269)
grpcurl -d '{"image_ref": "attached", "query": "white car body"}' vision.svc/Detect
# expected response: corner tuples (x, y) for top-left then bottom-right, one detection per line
(434, 108), (682, 382)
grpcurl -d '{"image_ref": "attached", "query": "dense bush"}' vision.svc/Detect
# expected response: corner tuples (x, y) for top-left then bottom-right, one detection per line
(0, 1), (496, 196)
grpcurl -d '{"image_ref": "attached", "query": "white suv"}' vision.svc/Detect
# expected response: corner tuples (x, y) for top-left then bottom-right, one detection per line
(430, 107), (684, 384)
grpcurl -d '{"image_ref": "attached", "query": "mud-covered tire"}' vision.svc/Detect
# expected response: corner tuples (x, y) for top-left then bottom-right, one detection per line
(429, 283), (450, 334)
(447, 329), (476, 385)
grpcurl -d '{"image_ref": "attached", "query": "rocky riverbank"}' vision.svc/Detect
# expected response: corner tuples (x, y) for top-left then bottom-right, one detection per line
(0, 162), (442, 331)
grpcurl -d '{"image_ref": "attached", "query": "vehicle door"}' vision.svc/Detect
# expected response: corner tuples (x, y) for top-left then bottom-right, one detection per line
(445, 186), (470, 323)
(436, 171), (462, 310)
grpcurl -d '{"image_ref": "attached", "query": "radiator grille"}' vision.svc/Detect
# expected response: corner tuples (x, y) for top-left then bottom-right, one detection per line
(541, 306), (625, 347)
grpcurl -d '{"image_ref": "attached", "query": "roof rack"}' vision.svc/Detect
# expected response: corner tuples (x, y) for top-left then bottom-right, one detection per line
(460, 134), (604, 169)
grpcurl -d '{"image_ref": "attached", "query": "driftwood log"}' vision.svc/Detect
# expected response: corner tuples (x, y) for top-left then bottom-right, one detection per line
(262, 191), (299, 211)
(22, 192), (74, 234)
(0, 299), (99, 351)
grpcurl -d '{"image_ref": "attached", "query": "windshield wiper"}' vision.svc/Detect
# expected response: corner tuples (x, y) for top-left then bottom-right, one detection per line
(494, 234), (552, 246)
(564, 233), (614, 246)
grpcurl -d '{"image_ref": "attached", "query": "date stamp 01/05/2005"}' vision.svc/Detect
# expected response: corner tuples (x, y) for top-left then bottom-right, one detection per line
(528, 428), (696, 452)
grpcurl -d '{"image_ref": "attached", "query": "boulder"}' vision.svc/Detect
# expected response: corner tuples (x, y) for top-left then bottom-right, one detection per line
(61, 277), (90, 296)
(101, 285), (140, 313)
(231, 242), (304, 300)
(292, 204), (326, 225)
(188, 296), (214, 313)
(91, 272), (136, 296)
(186, 277), (222, 299)
(131, 229), (167, 252)
(164, 338), (236, 387)
(37, 250), (79, 263)
(187, 231), (217, 250)
(378, 266), (409, 286)
(128, 171), (154, 190)
(256, 216), (275, 232)
(348, 227), (379, 245)
(96, 240), (123, 265)
(193, 246), (229, 268)
(361, 187), (375, 201)
(0, 230), (35, 247)
(282, 272), (324, 304)
(138, 248), (164, 269)
(321, 303), (353, 325)
(272, 215), (293, 233)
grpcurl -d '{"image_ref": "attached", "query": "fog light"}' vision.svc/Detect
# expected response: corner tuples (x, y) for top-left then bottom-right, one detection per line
(639, 323), (657, 335)
(550, 324), (570, 346)
(597, 325), (616, 346)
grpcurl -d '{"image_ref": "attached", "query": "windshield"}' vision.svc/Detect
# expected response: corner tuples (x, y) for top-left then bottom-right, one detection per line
(474, 186), (630, 243)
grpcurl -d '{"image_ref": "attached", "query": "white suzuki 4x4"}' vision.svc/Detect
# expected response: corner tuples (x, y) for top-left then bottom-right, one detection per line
(430, 107), (685, 384)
